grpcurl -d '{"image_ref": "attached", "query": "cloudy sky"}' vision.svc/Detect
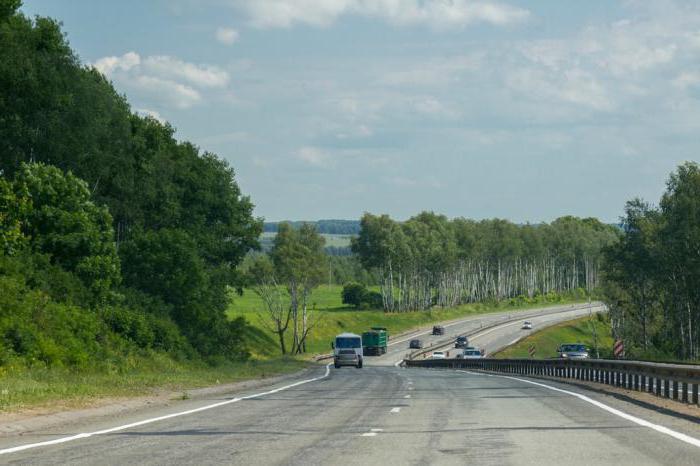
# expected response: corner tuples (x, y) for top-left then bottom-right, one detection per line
(22, 0), (700, 222)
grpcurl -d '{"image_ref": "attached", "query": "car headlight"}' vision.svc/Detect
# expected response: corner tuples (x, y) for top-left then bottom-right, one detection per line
(561, 353), (567, 358)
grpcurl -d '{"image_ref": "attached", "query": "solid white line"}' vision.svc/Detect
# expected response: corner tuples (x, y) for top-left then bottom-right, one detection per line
(390, 407), (401, 413)
(0, 364), (332, 456)
(361, 432), (378, 437)
(457, 370), (700, 449)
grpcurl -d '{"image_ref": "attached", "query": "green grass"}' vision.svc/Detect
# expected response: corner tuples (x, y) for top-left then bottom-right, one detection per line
(229, 285), (588, 356)
(0, 355), (308, 413)
(495, 315), (614, 359)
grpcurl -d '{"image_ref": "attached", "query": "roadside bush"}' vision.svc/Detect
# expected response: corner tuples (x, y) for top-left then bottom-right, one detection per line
(341, 282), (383, 309)
(342, 282), (367, 307)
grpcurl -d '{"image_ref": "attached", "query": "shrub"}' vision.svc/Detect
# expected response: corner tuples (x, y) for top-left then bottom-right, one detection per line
(342, 282), (367, 307)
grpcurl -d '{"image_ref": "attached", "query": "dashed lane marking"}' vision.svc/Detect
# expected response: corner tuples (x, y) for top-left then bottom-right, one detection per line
(390, 407), (401, 413)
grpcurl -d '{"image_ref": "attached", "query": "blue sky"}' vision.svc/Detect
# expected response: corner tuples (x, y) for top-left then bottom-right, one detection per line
(22, 1), (700, 222)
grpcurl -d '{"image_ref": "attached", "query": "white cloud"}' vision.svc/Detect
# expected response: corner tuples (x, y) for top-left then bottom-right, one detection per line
(672, 71), (700, 89)
(134, 108), (165, 123)
(216, 27), (240, 45)
(93, 51), (140, 75)
(132, 75), (202, 109)
(142, 55), (229, 88)
(233, 0), (529, 29)
(297, 146), (330, 166)
(92, 51), (229, 109)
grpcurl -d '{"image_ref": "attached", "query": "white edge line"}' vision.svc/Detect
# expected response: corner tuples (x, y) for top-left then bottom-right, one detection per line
(457, 370), (700, 449)
(0, 364), (332, 456)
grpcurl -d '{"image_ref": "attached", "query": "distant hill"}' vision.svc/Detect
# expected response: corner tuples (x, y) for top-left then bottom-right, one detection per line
(263, 219), (360, 235)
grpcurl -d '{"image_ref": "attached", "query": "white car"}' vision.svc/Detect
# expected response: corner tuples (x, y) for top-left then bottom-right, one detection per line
(431, 351), (446, 359)
(522, 321), (533, 330)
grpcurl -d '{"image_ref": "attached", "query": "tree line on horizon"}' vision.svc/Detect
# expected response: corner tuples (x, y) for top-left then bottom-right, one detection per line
(350, 213), (620, 312)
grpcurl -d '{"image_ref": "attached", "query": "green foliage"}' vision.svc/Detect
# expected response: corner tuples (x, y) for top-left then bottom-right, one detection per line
(0, 176), (29, 254)
(0, 6), (260, 369)
(341, 282), (383, 309)
(603, 162), (700, 360)
(13, 163), (121, 300)
(342, 282), (367, 308)
(496, 316), (614, 360)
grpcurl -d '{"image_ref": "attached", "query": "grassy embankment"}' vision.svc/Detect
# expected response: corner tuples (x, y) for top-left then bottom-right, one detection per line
(230, 284), (590, 357)
(495, 315), (614, 359)
(0, 356), (307, 413)
(0, 286), (585, 413)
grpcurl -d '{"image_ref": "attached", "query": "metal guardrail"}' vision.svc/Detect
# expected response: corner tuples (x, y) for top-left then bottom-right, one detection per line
(405, 357), (700, 406)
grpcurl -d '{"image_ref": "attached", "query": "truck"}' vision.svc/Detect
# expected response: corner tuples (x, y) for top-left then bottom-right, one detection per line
(361, 327), (388, 356)
(332, 333), (363, 368)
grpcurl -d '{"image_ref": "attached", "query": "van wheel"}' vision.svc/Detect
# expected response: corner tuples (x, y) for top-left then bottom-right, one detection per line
(334, 363), (340, 369)
(357, 360), (363, 369)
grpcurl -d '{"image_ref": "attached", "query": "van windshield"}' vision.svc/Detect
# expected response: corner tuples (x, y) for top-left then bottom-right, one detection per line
(336, 337), (362, 349)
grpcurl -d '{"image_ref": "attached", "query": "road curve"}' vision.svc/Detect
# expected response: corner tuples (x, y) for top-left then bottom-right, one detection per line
(369, 302), (604, 366)
(3, 303), (698, 465)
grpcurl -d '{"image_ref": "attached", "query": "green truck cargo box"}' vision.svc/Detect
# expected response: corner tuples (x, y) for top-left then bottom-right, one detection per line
(362, 327), (388, 356)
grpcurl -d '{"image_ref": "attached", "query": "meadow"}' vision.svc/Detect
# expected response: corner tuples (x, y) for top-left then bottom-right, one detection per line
(228, 285), (586, 356)
(495, 315), (614, 359)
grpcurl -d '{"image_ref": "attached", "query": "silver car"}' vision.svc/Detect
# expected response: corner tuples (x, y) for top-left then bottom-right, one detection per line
(557, 344), (589, 359)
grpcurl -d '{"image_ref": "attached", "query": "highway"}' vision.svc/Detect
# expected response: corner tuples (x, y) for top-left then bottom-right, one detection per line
(2, 304), (699, 465)
(371, 302), (604, 365)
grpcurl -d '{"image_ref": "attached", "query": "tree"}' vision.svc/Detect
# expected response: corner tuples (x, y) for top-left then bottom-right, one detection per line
(12, 163), (120, 301)
(270, 223), (326, 353)
(342, 282), (367, 308)
(246, 255), (292, 354)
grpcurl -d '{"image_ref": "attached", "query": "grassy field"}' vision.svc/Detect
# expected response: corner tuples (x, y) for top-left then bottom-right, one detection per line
(229, 285), (588, 357)
(0, 355), (308, 413)
(495, 315), (614, 359)
(260, 232), (353, 249)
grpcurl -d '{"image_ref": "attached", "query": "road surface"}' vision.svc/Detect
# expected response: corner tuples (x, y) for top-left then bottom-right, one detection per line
(2, 303), (699, 465)
(370, 302), (604, 365)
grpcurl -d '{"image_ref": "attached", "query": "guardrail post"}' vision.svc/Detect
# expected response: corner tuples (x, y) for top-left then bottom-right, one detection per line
(672, 380), (679, 401)
(693, 384), (699, 405)
(655, 377), (662, 396)
(681, 382), (689, 403)
(664, 379), (670, 398)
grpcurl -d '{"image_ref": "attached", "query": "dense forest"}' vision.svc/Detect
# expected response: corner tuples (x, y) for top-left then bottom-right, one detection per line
(351, 213), (619, 311)
(603, 162), (700, 361)
(0, 1), (260, 368)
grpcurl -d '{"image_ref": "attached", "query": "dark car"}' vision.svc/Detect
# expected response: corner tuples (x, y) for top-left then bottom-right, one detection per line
(432, 325), (445, 335)
(454, 335), (469, 348)
(409, 339), (422, 349)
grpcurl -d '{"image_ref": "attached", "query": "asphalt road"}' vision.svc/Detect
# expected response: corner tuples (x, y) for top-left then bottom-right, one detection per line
(370, 302), (604, 366)
(2, 304), (699, 465)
